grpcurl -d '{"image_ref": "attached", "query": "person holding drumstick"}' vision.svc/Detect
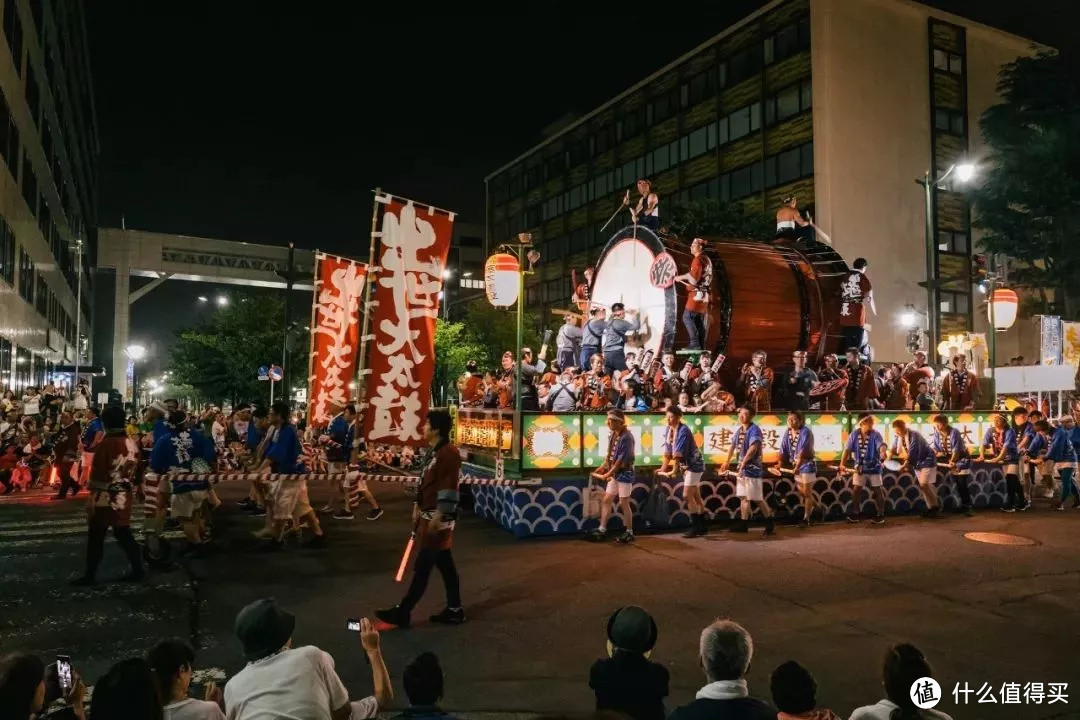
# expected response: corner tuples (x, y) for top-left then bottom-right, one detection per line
(889, 419), (942, 518)
(929, 414), (974, 516)
(724, 407), (775, 536)
(839, 413), (887, 524)
(981, 413), (1026, 512)
(657, 406), (707, 538)
(778, 410), (821, 527)
(589, 410), (637, 544)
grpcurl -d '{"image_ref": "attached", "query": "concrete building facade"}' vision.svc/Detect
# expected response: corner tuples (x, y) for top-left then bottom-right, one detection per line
(484, 0), (1044, 364)
(1, 0), (97, 393)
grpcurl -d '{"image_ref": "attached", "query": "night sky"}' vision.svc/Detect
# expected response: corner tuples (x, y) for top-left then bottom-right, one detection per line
(84, 2), (1072, 372)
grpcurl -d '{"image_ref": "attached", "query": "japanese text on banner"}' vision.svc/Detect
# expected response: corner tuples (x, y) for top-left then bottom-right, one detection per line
(363, 199), (454, 445)
(308, 257), (366, 427)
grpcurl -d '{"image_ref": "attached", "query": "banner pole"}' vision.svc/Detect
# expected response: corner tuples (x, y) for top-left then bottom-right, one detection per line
(356, 189), (383, 411)
(304, 253), (322, 425)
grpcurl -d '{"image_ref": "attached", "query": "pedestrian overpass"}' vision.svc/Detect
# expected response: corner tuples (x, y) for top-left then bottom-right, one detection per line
(96, 227), (315, 397)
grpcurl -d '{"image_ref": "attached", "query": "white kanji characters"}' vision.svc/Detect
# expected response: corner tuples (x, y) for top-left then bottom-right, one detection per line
(953, 682), (973, 704)
(1000, 682), (1021, 704)
(1024, 682), (1045, 704)
(976, 683), (997, 703)
(311, 261), (365, 426)
(384, 354), (421, 390)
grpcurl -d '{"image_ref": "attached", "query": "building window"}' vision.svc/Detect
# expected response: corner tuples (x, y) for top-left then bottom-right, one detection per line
(570, 226), (590, 253)
(525, 164), (542, 191)
(0, 89), (19, 176)
(35, 274), (47, 315)
(723, 102), (761, 143)
(934, 108), (964, 135)
(724, 161), (764, 200)
(21, 151), (36, 216)
(934, 49), (963, 75)
(940, 292), (969, 315)
(938, 231), (969, 253)
(764, 17), (811, 66)
(683, 68), (717, 108)
(0, 217), (14, 286)
(763, 141), (814, 189)
(727, 44), (762, 85)
(18, 248), (34, 303)
(3, 0), (23, 75)
(26, 65), (39, 125)
(765, 80), (812, 126)
(648, 87), (679, 125)
(546, 235), (569, 260)
(525, 204), (542, 228)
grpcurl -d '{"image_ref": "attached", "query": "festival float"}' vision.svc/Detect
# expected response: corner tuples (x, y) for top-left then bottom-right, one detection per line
(457, 224), (1009, 538)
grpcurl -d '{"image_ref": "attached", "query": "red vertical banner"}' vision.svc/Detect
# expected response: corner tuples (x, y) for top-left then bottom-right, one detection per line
(363, 199), (454, 445)
(307, 255), (366, 427)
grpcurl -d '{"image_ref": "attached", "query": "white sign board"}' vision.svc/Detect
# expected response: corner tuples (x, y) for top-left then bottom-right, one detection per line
(989, 364), (1076, 394)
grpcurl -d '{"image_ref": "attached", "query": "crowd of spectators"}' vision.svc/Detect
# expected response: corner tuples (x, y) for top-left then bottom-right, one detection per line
(2, 600), (955, 719)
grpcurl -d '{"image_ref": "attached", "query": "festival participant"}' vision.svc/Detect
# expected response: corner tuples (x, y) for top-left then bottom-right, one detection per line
(673, 237), (711, 351)
(724, 407), (775, 536)
(839, 413), (887, 524)
(1044, 418), (1078, 510)
(775, 195), (811, 240)
(619, 381), (650, 413)
(51, 411), (82, 500)
(546, 368), (580, 412)
(781, 351), (818, 411)
(626, 178), (659, 233)
(71, 405), (143, 586)
(890, 419), (941, 517)
(556, 314), (583, 371)
(652, 351), (679, 399)
(658, 407), (707, 538)
(1019, 410), (1046, 502)
(376, 410), (465, 628)
(929, 414), (974, 516)
(843, 348), (878, 410)
(589, 410), (637, 544)
(580, 307), (608, 371)
(580, 354), (614, 410)
(455, 361), (484, 407)
(913, 380), (936, 412)
(736, 351), (773, 412)
(981, 413), (1025, 512)
(259, 401), (327, 551)
(686, 352), (716, 397)
(572, 267), (595, 314)
(78, 406), (104, 487)
(838, 258), (875, 357)
(602, 303), (641, 376)
(814, 354), (847, 412)
(517, 347), (547, 412)
(877, 364), (909, 411)
(151, 411), (217, 555)
(779, 411), (821, 527)
(941, 354), (979, 410)
(902, 351), (935, 408)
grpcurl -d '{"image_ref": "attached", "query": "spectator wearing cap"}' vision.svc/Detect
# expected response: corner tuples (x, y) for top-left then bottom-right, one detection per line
(668, 619), (774, 720)
(769, 661), (839, 720)
(390, 653), (458, 720)
(589, 606), (668, 720)
(602, 303), (641, 376)
(224, 598), (391, 720)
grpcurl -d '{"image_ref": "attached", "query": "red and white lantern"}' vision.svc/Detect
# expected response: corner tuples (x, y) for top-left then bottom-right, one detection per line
(485, 252), (520, 307)
(989, 288), (1018, 331)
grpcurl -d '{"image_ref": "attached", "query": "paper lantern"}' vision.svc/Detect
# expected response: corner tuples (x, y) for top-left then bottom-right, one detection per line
(485, 252), (519, 307)
(988, 288), (1018, 330)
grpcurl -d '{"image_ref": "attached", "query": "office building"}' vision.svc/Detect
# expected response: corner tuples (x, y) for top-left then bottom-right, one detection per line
(1, 0), (97, 392)
(484, 0), (1044, 363)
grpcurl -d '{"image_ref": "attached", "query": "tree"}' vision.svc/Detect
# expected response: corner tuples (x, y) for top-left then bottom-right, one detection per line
(458, 298), (541, 371)
(666, 198), (775, 242)
(972, 50), (1080, 318)
(432, 319), (488, 405)
(169, 293), (307, 406)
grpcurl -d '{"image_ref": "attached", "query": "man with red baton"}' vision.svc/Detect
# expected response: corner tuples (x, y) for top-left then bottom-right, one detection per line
(376, 410), (464, 629)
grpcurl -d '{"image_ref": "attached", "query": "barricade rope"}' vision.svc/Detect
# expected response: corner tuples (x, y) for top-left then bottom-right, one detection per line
(144, 471), (522, 486)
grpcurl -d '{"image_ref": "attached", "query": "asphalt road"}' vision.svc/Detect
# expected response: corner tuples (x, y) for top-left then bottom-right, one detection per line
(2, 482), (1079, 720)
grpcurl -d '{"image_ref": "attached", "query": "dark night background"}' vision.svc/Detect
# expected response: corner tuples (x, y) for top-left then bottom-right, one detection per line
(84, 2), (1073, 373)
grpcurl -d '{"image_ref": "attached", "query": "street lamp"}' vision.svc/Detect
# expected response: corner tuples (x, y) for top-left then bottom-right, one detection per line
(198, 296), (208, 303)
(125, 344), (147, 415)
(916, 161), (978, 358)
(216, 295), (228, 307)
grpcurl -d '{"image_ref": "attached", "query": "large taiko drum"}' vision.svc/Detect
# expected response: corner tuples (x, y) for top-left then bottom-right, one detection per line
(589, 226), (848, 385)
(589, 226), (678, 362)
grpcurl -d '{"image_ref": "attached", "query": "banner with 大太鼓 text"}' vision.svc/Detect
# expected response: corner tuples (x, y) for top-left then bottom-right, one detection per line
(307, 255), (366, 427)
(362, 197), (454, 445)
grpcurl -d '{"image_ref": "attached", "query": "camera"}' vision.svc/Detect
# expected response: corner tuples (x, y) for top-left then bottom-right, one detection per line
(346, 618), (361, 632)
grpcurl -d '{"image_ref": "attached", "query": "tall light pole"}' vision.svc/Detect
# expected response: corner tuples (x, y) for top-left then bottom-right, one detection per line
(916, 162), (976, 359)
(72, 226), (84, 392)
(125, 343), (147, 415)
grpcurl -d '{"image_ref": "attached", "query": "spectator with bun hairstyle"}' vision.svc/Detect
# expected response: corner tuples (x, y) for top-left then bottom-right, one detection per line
(849, 644), (953, 720)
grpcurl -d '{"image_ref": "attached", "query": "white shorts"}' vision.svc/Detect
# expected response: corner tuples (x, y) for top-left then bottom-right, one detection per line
(170, 490), (208, 519)
(852, 473), (883, 488)
(80, 451), (94, 484)
(1004, 463), (1019, 476)
(683, 470), (703, 487)
(605, 479), (632, 499)
(736, 475), (764, 501)
(795, 472), (816, 486)
(915, 467), (935, 486)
